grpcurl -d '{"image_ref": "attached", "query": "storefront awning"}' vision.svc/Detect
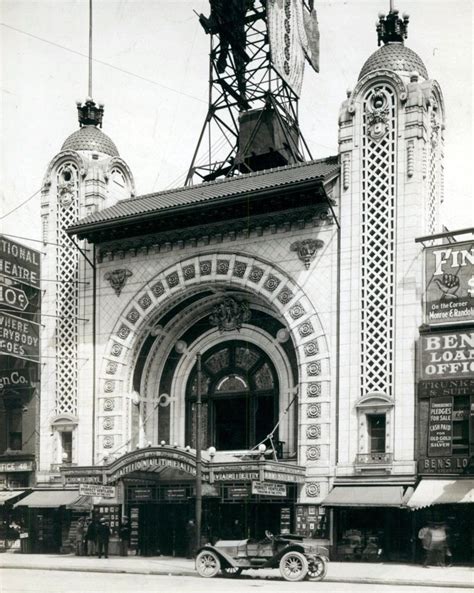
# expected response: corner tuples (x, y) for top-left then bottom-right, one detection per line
(66, 495), (93, 510)
(14, 490), (80, 508)
(322, 486), (409, 507)
(0, 490), (26, 506)
(407, 480), (474, 509)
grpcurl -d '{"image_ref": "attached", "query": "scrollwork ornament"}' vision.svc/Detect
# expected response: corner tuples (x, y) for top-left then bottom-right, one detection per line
(105, 269), (132, 296)
(103, 399), (114, 411)
(290, 239), (324, 270)
(306, 482), (320, 497)
(209, 297), (251, 332)
(366, 90), (390, 141)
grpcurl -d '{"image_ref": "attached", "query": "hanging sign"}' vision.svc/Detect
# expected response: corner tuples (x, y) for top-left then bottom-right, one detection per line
(79, 484), (116, 498)
(419, 331), (474, 380)
(428, 396), (453, 456)
(0, 283), (29, 312)
(0, 312), (40, 363)
(0, 368), (33, 391)
(252, 481), (287, 497)
(0, 235), (41, 290)
(424, 241), (474, 326)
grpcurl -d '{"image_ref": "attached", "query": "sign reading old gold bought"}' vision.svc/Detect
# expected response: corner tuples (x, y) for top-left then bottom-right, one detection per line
(425, 241), (474, 325)
(420, 331), (474, 381)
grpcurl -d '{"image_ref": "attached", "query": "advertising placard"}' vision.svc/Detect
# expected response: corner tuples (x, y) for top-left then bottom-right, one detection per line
(428, 397), (453, 456)
(0, 312), (40, 363)
(0, 235), (41, 289)
(251, 481), (287, 497)
(79, 484), (116, 498)
(419, 331), (474, 381)
(424, 241), (474, 325)
(0, 368), (33, 392)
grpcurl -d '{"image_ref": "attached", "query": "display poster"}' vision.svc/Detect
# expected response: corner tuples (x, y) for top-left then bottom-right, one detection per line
(0, 312), (40, 363)
(424, 241), (474, 325)
(280, 507), (291, 534)
(251, 481), (287, 497)
(419, 330), (474, 381)
(428, 396), (453, 456)
(0, 235), (41, 289)
(79, 484), (116, 498)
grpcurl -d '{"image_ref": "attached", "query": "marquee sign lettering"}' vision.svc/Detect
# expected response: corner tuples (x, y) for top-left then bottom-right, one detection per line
(106, 449), (197, 483)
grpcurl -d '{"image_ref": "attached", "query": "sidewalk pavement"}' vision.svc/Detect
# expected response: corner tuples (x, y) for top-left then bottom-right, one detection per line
(1, 551), (473, 589)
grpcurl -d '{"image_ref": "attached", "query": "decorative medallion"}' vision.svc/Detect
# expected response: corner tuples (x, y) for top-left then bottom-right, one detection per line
(249, 266), (264, 283)
(290, 239), (324, 270)
(277, 287), (293, 305)
(151, 281), (165, 298)
(263, 274), (281, 292)
(166, 271), (179, 288)
(306, 446), (321, 460)
(183, 264), (196, 280)
(117, 325), (131, 340)
(110, 343), (122, 357)
(216, 259), (230, 275)
(200, 260), (212, 275)
(126, 308), (140, 324)
(105, 269), (132, 296)
(106, 361), (118, 375)
(57, 166), (76, 207)
(306, 425), (321, 439)
(233, 261), (247, 278)
(103, 399), (114, 411)
(304, 341), (319, 357)
(307, 403), (321, 418)
(366, 90), (390, 141)
(209, 297), (251, 333)
(306, 482), (320, 497)
(307, 362), (321, 376)
(307, 383), (321, 397)
(103, 436), (114, 449)
(103, 417), (114, 430)
(289, 302), (305, 320)
(138, 293), (152, 310)
(298, 321), (314, 337)
(104, 381), (115, 393)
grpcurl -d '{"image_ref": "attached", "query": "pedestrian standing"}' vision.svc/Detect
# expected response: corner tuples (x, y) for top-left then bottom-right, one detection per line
(429, 522), (448, 567)
(85, 517), (98, 556)
(119, 518), (131, 557)
(185, 519), (196, 559)
(97, 518), (111, 559)
(75, 517), (85, 556)
(418, 523), (432, 567)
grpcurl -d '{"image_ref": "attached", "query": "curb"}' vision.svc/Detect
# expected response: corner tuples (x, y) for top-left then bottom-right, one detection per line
(1, 563), (472, 588)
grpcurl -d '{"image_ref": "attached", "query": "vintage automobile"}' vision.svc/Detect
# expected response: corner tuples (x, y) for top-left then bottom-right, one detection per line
(195, 531), (329, 582)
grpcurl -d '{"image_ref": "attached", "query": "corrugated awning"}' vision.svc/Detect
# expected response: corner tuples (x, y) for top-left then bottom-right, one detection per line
(66, 495), (93, 510)
(322, 486), (408, 507)
(407, 480), (474, 509)
(0, 490), (26, 505)
(14, 490), (80, 508)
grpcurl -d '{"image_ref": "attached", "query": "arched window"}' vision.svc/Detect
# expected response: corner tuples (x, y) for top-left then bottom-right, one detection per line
(185, 341), (278, 450)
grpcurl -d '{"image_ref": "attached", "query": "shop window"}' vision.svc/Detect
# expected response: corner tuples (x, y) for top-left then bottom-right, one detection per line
(61, 431), (73, 463)
(452, 396), (469, 455)
(186, 341), (278, 451)
(367, 414), (386, 453)
(8, 409), (22, 451)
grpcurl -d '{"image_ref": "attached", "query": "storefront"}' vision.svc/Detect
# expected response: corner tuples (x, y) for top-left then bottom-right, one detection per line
(0, 490), (30, 552)
(322, 485), (414, 562)
(61, 446), (305, 556)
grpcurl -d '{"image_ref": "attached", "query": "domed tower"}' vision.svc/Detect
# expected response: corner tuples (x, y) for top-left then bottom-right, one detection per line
(336, 8), (445, 481)
(38, 99), (134, 482)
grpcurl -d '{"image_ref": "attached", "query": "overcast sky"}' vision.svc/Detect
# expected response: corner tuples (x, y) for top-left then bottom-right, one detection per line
(1, 0), (472, 248)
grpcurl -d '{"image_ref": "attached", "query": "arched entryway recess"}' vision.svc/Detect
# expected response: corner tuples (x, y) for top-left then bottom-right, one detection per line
(97, 252), (331, 475)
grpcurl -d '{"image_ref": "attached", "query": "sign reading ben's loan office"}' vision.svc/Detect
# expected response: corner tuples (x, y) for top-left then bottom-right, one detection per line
(424, 241), (474, 326)
(420, 331), (474, 381)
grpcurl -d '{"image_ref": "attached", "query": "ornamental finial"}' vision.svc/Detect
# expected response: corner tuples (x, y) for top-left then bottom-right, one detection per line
(75, 98), (104, 128)
(376, 7), (409, 46)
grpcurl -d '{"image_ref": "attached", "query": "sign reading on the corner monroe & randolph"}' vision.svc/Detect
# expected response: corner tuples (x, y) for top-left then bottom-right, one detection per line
(424, 241), (474, 325)
(420, 331), (474, 381)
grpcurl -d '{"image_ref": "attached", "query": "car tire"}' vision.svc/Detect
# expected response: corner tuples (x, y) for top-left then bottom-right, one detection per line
(307, 556), (327, 581)
(222, 566), (243, 577)
(196, 550), (221, 578)
(279, 551), (309, 582)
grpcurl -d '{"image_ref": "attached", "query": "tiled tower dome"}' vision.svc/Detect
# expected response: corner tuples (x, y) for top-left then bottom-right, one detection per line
(359, 43), (428, 81)
(61, 125), (119, 157)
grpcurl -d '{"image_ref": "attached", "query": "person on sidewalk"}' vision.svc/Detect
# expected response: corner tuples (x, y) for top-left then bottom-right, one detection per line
(429, 522), (448, 567)
(119, 517), (131, 557)
(185, 519), (196, 559)
(97, 518), (111, 559)
(85, 518), (98, 556)
(75, 517), (85, 556)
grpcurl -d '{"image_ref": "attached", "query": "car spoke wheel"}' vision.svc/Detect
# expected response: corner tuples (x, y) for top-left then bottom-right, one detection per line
(307, 557), (327, 581)
(222, 566), (243, 577)
(279, 551), (308, 582)
(196, 550), (221, 578)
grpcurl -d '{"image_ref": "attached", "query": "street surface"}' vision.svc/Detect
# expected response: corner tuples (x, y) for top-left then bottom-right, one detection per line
(1, 569), (460, 593)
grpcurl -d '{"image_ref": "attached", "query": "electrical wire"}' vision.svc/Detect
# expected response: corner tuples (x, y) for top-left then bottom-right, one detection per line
(1, 189), (41, 220)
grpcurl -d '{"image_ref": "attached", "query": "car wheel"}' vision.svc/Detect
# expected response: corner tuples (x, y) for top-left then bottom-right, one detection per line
(307, 556), (327, 581)
(222, 566), (243, 577)
(196, 550), (221, 578)
(279, 551), (308, 582)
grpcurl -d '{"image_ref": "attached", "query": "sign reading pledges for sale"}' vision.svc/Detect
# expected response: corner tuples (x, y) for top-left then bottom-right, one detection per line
(420, 331), (474, 381)
(424, 241), (474, 325)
